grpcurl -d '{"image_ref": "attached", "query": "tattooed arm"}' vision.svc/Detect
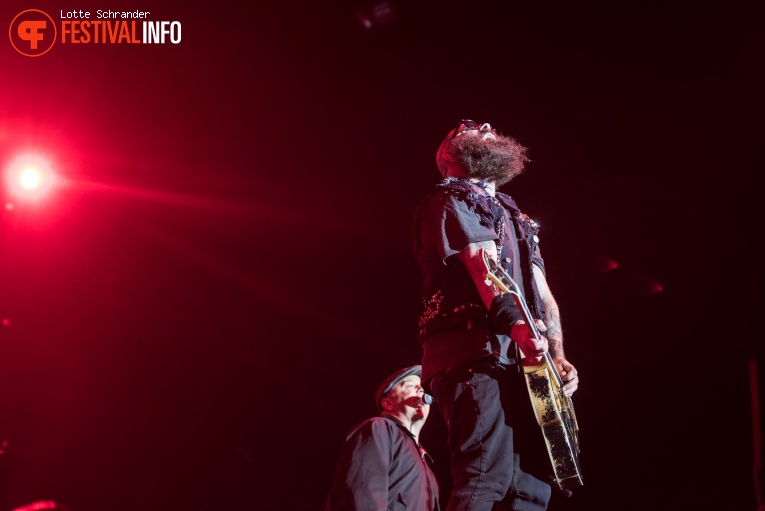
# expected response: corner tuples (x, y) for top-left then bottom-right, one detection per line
(533, 265), (579, 396)
(533, 265), (563, 357)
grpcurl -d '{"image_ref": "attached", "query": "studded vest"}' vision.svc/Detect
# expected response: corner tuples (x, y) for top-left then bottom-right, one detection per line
(413, 178), (545, 340)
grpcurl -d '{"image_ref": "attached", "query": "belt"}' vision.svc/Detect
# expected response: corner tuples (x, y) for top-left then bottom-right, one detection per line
(446, 354), (518, 377)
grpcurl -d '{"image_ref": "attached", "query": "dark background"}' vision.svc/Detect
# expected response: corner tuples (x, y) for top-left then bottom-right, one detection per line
(1, 1), (763, 510)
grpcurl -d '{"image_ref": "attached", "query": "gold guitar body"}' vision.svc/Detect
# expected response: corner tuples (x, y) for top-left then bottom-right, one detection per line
(523, 358), (582, 494)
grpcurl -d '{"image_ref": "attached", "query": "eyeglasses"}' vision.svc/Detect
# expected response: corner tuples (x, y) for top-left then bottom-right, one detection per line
(450, 119), (495, 140)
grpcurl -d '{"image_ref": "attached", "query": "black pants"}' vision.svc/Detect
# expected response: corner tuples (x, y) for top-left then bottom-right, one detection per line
(430, 357), (551, 511)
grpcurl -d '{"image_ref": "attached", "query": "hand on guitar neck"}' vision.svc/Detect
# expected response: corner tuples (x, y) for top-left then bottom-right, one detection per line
(510, 318), (549, 367)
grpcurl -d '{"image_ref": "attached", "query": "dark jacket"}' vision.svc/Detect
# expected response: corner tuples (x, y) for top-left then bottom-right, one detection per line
(326, 415), (439, 511)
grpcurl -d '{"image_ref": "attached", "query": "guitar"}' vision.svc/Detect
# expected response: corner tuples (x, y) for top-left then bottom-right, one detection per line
(481, 249), (583, 495)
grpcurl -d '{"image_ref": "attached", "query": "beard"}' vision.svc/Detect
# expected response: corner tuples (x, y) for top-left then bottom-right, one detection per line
(451, 134), (529, 187)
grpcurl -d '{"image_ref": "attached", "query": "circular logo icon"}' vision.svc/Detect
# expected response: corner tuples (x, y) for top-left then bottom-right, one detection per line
(9, 9), (57, 57)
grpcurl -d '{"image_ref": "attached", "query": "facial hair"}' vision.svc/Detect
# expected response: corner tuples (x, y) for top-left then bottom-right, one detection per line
(451, 134), (529, 187)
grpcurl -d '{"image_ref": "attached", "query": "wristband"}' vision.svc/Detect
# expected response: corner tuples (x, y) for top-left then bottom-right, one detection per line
(488, 295), (523, 335)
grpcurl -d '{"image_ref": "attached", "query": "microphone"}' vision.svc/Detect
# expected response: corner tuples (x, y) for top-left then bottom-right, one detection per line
(423, 394), (433, 405)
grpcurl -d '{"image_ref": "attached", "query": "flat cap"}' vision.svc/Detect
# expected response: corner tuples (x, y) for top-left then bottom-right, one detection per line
(374, 365), (422, 413)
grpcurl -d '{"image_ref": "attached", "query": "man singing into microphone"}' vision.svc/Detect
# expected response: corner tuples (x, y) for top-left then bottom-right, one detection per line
(325, 365), (440, 511)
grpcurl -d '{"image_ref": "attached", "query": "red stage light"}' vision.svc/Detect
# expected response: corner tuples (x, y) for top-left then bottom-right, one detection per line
(4, 153), (57, 201)
(592, 254), (619, 272)
(20, 167), (42, 189)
